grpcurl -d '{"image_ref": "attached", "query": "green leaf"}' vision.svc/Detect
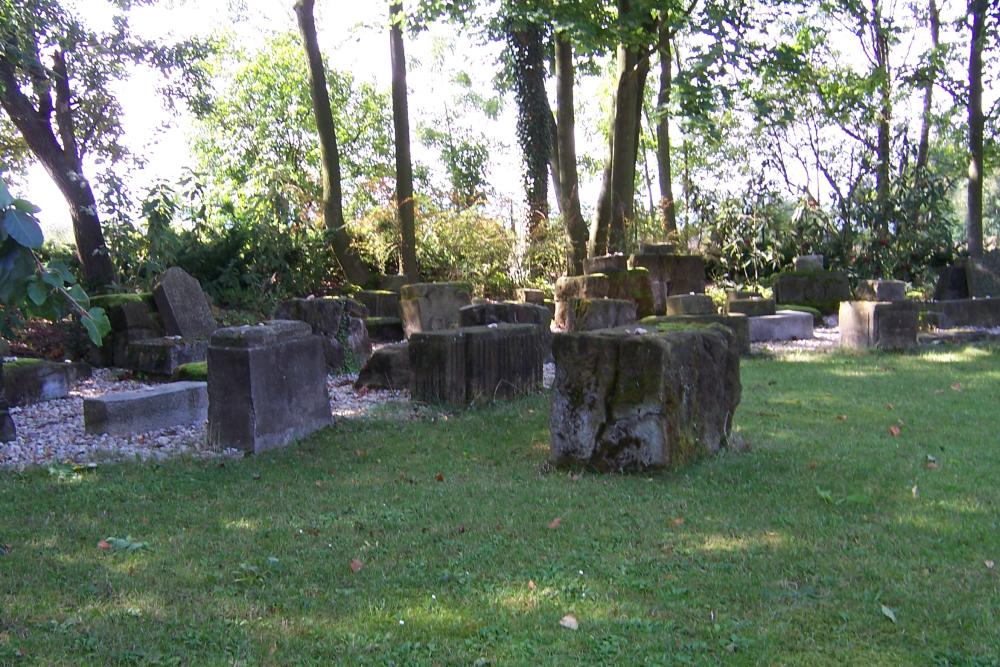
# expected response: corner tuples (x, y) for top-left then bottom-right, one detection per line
(0, 244), (36, 302)
(880, 604), (897, 624)
(26, 280), (49, 306)
(65, 283), (90, 310)
(82, 307), (110, 346)
(815, 486), (834, 504)
(45, 260), (76, 285)
(11, 198), (41, 214)
(0, 180), (12, 209)
(3, 209), (44, 248)
(104, 535), (149, 552)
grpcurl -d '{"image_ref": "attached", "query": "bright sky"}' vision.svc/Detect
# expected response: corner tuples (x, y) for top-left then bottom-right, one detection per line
(27, 0), (539, 241)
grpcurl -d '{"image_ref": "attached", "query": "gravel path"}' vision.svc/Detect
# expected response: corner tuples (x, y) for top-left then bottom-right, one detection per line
(750, 326), (840, 356)
(1, 361), (559, 471)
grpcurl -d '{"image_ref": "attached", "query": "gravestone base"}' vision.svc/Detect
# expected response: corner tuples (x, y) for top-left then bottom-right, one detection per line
(749, 311), (814, 342)
(840, 301), (918, 351)
(84, 381), (208, 436)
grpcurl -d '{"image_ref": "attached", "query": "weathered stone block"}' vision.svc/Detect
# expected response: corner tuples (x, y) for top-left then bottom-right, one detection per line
(793, 254), (824, 271)
(554, 270), (654, 326)
(584, 254), (628, 274)
(516, 288), (545, 305)
(637, 241), (677, 256)
(666, 294), (716, 316)
(627, 253), (706, 314)
(726, 289), (761, 302)
(355, 342), (411, 391)
(840, 301), (918, 351)
(855, 279), (906, 302)
(409, 324), (542, 404)
(152, 267), (216, 338)
(127, 337), (208, 376)
(772, 270), (850, 314)
(565, 298), (637, 332)
(934, 265), (969, 301)
(84, 381), (207, 436)
(460, 302), (553, 361)
(3, 359), (86, 406)
(749, 311), (814, 342)
(399, 282), (473, 338)
(640, 314), (751, 355)
(725, 297), (776, 317)
(966, 250), (1000, 298)
(549, 324), (741, 472)
(208, 320), (331, 453)
(274, 297), (371, 371)
(355, 290), (400, 318)
(366, 317), (405, 343)
(379, 275), (410, 293)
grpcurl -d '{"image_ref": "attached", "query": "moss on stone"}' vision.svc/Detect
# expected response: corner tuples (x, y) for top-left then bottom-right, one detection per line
(4, 357), (45, 369)
(90, 292), (154, 310)
(174, 361), (208, 382)
(779, 299), (841, 316)
(670, 429), (710, 469)
(777, 304), (823, 324)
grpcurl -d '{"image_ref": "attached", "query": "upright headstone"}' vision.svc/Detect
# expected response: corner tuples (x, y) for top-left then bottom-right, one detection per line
(153, 267), (217, 338)
(965, 250), (1000, 298)
(855, 280), (906, 302)
(516, 288), (545, 305)
(840, 301), (917, 351)
(793, 254), (824, 272)
(274, 297), (371, 371)
(207, 320), (332, 453)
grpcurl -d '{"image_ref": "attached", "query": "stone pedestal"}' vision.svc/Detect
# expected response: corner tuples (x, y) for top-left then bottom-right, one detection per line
(460, 302), (552, 361)
(840, 301), (917, 351)
(399, 282), (473, 338)
(665, 294), (716, 316)
(127, 338), (208, 376)
(855, 280), (906, 302)
(355, 343), (411, 391)
(564, 298), (637, 332)
(516, 288), (545, 305)
(207, 321), (331, 453)
(749, 311), (814, 342)
(355, 290), (400, 318)
(549, 324), (741, 472)
(409, 324), (542, 404)
(3, 359), (89, 406)
(554, 269), (654, 327)
(627, 253), (706, 315)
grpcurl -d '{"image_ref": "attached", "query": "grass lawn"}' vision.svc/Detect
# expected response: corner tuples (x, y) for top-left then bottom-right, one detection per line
(1, 346), (999, 665)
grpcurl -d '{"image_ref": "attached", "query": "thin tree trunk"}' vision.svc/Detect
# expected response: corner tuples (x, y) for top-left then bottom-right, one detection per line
(389, 1), (418, 281)
(915, 0), (939, 173)
(872, 0), (892, 244)
(0, 50), (115, 287)
(294, 0), (372, 286)
(607, 45), (650, 253)
(548, 108), (563, 214)
(508, 23), (550, 236)
(554, 34), (588, 275)
(591, 124), (614, 256)
(655, 24), (677, 234)
(966, 0), (986, 257)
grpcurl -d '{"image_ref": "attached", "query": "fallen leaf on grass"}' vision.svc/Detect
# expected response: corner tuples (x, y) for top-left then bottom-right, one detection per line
(951, 383), (963, 391)
(528, 580), (537, 591)
(0, 544), (10, 556)
(97, 540), (111, 550)
(911, 485), (919, 498)
(435, 472), (445, 482)
(102, 536), (149, 552)
(559, 614), (579, 630)
(350, 558), (364, 573)
(880, 604), (897, 624)
(548, 517), (562, 529)
(986, 560), (995, 570)
(889, 425), (901, 437)
(836, 414), (848, 421)
(670, 517), (685, 527)
(884, 403), (894, 410)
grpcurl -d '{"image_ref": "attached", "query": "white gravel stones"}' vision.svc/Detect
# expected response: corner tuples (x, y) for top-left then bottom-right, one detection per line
(751, 327), (840, 355)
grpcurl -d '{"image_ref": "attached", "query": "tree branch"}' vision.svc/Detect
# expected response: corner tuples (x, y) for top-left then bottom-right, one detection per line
(52, 49), (80, 166)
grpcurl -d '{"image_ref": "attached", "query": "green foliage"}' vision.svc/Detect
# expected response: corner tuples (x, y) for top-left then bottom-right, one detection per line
(173, 362), (207, 382)
(0, 177), (109, 345)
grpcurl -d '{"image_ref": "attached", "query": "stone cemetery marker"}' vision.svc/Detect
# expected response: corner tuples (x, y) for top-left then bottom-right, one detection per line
(207, 320), (331, 453)
(153, 267), (217, 338)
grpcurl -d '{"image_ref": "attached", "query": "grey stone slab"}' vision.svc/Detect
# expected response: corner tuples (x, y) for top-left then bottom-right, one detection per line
(855, 280), (906, 302)
(3, 360), (74, 406)
(665, 294), (716, 315)
(793, 254), (824, 271)
(725, 297), (776, 317)
(749, 311), (814, 342)
(839, 301), (917, 351)
(83, 381), (207, 436)
(152, 267), (217, 338)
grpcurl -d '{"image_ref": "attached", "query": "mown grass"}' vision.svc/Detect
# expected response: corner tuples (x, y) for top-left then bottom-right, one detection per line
(1, 346), (999, 665)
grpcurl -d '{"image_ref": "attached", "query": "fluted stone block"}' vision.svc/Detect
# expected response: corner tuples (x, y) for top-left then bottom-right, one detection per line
(409, 324), (542, 404)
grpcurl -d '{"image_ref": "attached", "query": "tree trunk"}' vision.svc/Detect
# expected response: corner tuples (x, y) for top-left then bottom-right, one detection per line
(294, 0), (372, 286)
(548, 107), (563, 214)
(872, 0), (892, 244)
(389, 1), (418, 281)
(508, 23), (550, 237)
(655, 24), (677, 234)
(966, 0), (986, 258)
(915, 0), (939, 173)
(591, 121), (614, 256)
(0, 50), (115, 287)
(607, 45), (650, 253)
(554, 34), (589, 276)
